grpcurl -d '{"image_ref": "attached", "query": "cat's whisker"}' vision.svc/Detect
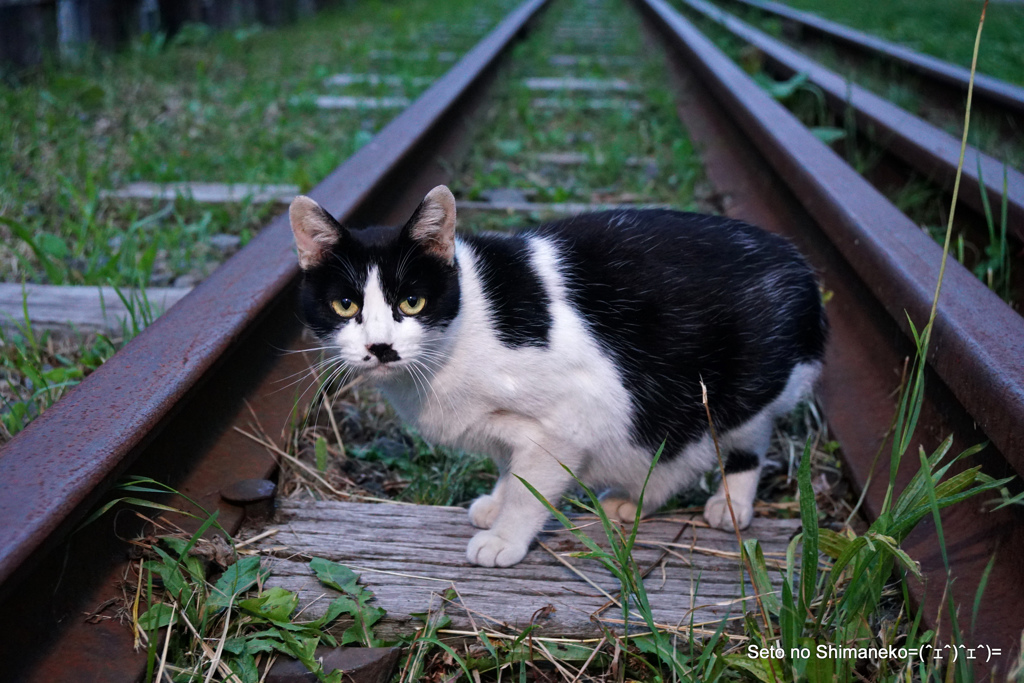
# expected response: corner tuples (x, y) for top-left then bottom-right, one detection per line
(272, 356), (341, 387)
(409, 357), (463, 427)
(269, 354), (351, 396)
(276, 344), (339, 356)
(406, 361), (431, 401)
(308, 364), (357, 431)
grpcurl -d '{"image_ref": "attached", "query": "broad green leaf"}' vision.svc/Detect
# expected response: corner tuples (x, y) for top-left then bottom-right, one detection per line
(240, 586), (298, 622)
(753, 71), (809, 99)
(227, 650), (259, 683)
(797, 439), (819, 618)
(722, 654), (776, 683)
(209, 556), (264, 610)
(138, 602), (177, 630)
(37, 233), (69, 259)
(742, 539), (781, 616)
(810, 127), (845, 144)
(243, 633), (285, 654)
(803, 638), (836, 683)
(310, 557), (359, 594)
(816, 528), (850, 560)
(779, 578), (801, 664)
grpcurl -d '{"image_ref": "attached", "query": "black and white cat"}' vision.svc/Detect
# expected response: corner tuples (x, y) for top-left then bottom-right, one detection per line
(290, 185), (826, 567)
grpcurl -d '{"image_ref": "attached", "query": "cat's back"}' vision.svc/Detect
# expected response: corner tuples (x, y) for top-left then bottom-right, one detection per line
(533, 209), (809, 293)
(461, 209), (824, 351)
(465, 209), (827, 451)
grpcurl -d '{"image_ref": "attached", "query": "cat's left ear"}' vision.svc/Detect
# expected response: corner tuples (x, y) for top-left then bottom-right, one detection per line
(289, 196), (342, 269)
(403, 185), (457, 264)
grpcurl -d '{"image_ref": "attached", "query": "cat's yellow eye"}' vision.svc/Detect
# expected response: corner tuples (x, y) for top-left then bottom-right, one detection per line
(399, 295), (426, 316)
(331, 298), (359, 318)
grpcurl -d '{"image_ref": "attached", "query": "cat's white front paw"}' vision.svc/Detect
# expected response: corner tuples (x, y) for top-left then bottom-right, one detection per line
(600, 497), (638, 524)
(703, 496), (754, 531)
(468, 494), (501, 529)
(466, 530), (530, 567)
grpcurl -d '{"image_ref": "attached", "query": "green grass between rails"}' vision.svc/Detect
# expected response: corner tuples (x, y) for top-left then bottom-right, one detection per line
(449, 0), (705, 229)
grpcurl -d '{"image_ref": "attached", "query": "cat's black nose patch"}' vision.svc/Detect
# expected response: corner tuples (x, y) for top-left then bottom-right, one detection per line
(367, 343), (400, 364)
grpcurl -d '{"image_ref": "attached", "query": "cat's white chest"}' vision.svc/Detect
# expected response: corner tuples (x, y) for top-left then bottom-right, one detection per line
(378, 238), (637, 463)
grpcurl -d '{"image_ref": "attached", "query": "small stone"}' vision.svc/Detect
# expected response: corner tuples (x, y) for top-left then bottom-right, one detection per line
(221, 479), (277, 505)
(315, 95), (410, 110)
(149, 272), (174, 287)
(480, 188), (532, 204)
(172, 274), (197, 288)
(267, 647), (400, 683)
(208, 233), (241, 252)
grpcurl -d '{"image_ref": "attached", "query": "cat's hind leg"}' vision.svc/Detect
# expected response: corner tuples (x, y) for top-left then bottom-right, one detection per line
(600, 494), (639, 524)
(599, 450), (700, 524)
(703, 413), (772, 531)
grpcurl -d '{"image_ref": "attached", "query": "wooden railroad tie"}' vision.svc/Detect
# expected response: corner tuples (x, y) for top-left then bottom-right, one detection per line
(255, 500), (799, 640)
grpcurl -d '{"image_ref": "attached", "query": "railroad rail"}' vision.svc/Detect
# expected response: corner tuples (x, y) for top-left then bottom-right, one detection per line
(637, 0), (1024, 667)
(1, 0), (1023, 678)
(723, 0), (1024, 118)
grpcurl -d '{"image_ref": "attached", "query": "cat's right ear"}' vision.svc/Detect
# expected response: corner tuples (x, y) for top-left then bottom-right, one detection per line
(289, 196), (341, 270)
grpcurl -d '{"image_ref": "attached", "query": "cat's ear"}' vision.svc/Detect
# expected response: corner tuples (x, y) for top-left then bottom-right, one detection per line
(404, 185), (457, 264)
(289, 196), (342, 269)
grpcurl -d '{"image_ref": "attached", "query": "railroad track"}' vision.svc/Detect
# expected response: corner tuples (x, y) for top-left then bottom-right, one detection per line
(679, 0), (1024, 240)
(1, 0), (1022, 679)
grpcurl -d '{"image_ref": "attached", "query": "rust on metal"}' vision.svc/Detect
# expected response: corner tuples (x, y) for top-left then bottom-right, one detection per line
(730, 0), (1024, 118)
(640, 0), (1024, 668)
(681, 0), (1024, 237)
(0, 0), (550, 679)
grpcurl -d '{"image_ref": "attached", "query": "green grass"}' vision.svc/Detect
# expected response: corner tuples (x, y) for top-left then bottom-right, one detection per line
(0, 0), (513, 288)
(0, 284), (156, 441)
(449, 0), (705, 218)
(86, 477), (387, 683)
(776, 0), (1024, 87)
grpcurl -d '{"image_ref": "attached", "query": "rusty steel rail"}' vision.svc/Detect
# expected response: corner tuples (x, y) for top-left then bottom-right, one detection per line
(0, 0), (548, 678)
(680, 0), (1024, 239)
(727, 0), (1024, 118)
(636, 0), (1024, 666)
